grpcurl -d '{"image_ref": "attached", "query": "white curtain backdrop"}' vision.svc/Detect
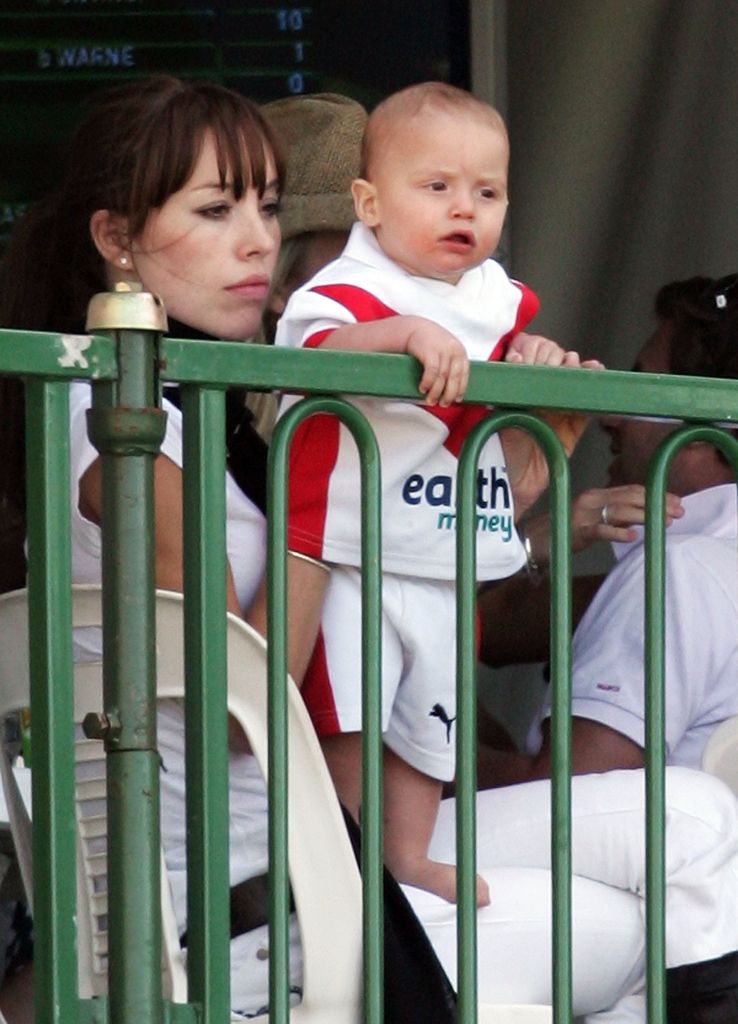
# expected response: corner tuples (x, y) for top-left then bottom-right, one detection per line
(507, 0), (738, 368)
(481, 0), (738, 741)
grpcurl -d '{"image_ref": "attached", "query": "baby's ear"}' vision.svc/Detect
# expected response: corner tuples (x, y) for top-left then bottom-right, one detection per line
(351, 178), (380, 227)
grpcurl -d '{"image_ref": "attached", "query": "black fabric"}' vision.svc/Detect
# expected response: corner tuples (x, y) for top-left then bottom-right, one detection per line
(1, 901), (33, 984)
(181, 874), (294, 947)
(667, 950), (738, 1024)
(342, 808), (457, 1024)
(223, 388), (268, 515)
(162, 319), (268, 514)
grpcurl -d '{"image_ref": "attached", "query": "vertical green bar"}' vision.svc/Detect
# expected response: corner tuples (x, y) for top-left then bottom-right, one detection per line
(456, 411), (571, 1024)
(643, 424), (738, 1024)
(25, 379), (79, 1024)
(266, 401), (302, 1024)
(644, 442), (668, 1024)
(355, 406), (384, 1024)
(268, 396), (383, 1024)
(544, 427), (572, 1024)
(455, 418), (482, 1024)
(181, 386), (231, 1022)
(87, 324), (166, 1024)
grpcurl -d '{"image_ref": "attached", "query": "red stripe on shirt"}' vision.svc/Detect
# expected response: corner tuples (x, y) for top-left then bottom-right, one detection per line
(491, 281), (540, 360)
(300, 629), (341, 735)
(310, 279), (489, 458)
(430, 405), (490, 458)
(288, 286), (394, 554)
(304, 327), (336, 349)
(287, 413), (340, 559)
(310, 283), (399, 322)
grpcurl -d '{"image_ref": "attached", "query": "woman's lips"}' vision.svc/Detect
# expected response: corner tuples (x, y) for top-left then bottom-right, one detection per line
(226, 276), (270, 299)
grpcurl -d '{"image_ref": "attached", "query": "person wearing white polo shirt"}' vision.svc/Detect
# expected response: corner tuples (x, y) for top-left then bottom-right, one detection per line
(476, 274), (738, 1023)
(536, 480), (737, 770)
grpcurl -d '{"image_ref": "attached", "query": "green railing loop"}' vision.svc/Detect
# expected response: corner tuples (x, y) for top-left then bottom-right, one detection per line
(456, 409), (572, 1024)
(179, 384), (232, 1023)
(644, 423), (738, 1024)
(267, 395), (384, 1024)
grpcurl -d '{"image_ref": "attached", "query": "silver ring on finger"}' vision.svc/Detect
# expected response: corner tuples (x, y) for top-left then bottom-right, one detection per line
(600, 504), (609, 525)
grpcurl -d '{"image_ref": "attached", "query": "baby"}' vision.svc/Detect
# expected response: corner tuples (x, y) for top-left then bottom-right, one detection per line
(276, 81), (592, 904)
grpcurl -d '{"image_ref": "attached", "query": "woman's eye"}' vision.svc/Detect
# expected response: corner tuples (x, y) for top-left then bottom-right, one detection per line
(199, 203), (230, 220)
(262, 199), (282, 218)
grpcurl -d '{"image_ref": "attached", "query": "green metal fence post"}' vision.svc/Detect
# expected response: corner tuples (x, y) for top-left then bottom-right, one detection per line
(84, 284), (168, 1024)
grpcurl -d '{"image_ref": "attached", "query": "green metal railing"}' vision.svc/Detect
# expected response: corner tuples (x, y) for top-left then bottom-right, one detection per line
(642, 425), (738, 1024)
(267, 396), (384, 1024)
(2, 287), (738, 1024)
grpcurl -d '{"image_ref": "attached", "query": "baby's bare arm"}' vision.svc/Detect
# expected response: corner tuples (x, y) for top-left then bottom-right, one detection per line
(318, 316), (469, 407)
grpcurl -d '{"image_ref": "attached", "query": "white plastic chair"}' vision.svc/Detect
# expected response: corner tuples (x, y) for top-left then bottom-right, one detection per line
(0, 585), (362, 1021)
(0, 587), (188, 1002)
(701, 716), (738, 797)
(154, 588), (364, 1022)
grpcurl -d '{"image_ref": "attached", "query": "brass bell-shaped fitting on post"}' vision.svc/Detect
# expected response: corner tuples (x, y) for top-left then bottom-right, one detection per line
(85, 281), (168, 333)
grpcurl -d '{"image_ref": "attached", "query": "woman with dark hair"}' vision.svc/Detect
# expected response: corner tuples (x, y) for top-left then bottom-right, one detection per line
(0, 74), (333, 1016)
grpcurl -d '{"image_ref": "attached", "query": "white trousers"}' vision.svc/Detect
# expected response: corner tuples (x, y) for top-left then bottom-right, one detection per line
(159, 699), (738, 1022)
(404, 767), (738, 1022)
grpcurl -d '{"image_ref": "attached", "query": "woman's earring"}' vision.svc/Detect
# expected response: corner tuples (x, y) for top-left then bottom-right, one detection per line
(120, 255), (128, 267)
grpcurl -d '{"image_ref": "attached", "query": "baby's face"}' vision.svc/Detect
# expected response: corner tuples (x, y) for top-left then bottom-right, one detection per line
(353, 108), (509, 284)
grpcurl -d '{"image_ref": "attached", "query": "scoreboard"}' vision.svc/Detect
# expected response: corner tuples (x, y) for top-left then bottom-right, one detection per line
(0, 1), (469, 250)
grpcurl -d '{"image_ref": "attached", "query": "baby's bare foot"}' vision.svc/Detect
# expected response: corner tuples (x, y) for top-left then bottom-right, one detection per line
(398, 857), (490, 907)
(474, 871), (491, 907)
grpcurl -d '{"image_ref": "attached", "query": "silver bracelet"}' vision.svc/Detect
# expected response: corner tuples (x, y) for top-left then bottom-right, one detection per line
(519, 526), (544, 585)
(287, 549), (332, 574)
